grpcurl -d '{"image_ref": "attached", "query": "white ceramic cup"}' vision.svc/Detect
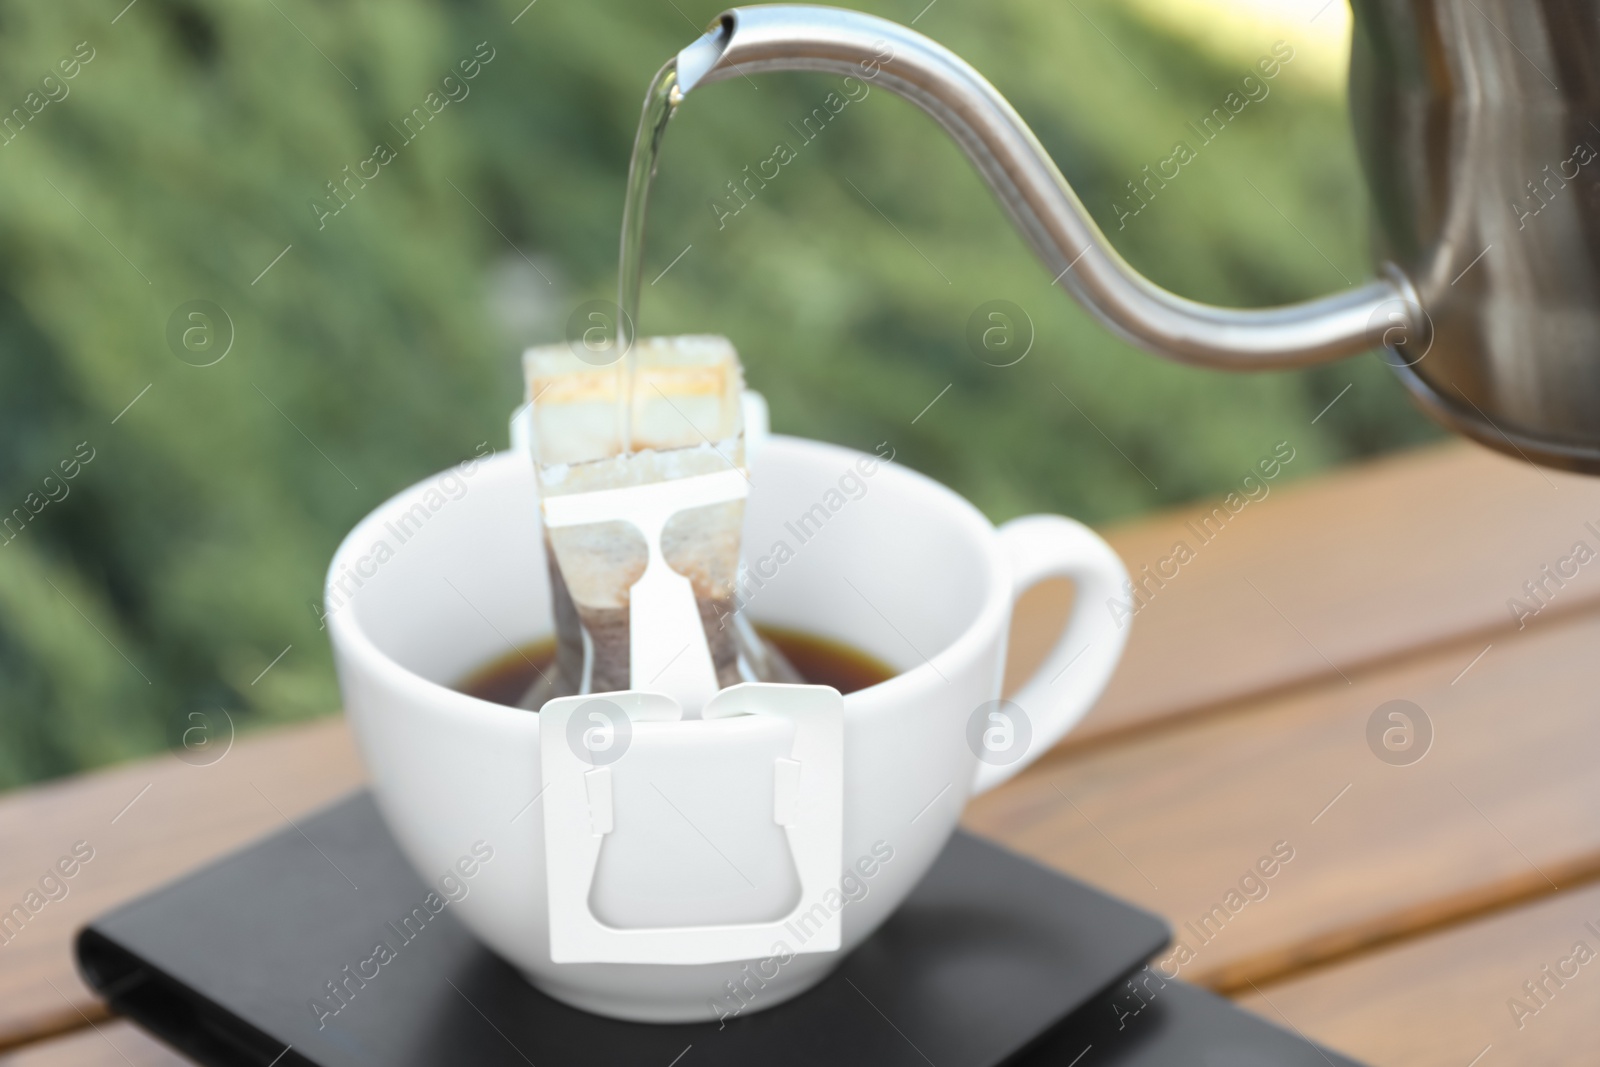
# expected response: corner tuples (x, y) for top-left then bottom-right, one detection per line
(327, 435), (1130, 1022)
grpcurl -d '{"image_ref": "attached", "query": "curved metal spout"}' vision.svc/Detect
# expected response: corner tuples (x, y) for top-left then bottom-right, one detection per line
(677, 5), (1417, 370)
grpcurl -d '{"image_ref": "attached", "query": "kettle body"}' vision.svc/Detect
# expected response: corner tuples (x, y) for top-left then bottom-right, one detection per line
(1352, 0), (1600, 470)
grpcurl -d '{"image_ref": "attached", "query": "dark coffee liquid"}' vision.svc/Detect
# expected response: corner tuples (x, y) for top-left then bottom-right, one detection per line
(458, 625), (894, 707)
(750, 627), (896, 696)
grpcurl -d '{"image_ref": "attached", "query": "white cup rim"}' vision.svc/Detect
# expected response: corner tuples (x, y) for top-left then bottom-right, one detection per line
(325, 435), (1013, 719)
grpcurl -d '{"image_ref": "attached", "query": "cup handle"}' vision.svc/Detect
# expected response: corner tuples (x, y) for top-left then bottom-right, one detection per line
(972, 515), (1131, 794)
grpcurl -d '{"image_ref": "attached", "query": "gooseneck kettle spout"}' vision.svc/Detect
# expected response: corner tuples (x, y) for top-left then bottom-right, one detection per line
(674, 5), (1421, 370)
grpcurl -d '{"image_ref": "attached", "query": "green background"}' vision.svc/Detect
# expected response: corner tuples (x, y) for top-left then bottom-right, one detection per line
(0, 0), (1437, 788)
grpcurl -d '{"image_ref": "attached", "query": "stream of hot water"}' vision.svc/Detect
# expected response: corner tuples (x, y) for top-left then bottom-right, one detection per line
(614, 58), (682, 453)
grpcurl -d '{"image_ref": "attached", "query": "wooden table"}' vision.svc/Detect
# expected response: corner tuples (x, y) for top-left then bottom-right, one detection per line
(5, 440), (1600, 1066)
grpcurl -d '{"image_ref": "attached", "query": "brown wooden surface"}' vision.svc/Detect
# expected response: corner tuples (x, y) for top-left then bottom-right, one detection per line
(1234, 882), (1600, 1067)
(4, 441), (1600, 1065)
(0, 719), (362, 1052)
(0, 1022), (186, 1067)
(973, 605), (1600, 991)
(1038, 442), (1600, 744)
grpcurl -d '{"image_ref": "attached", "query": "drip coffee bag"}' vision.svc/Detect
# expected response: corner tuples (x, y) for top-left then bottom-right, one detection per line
(519, 335), (795, 712)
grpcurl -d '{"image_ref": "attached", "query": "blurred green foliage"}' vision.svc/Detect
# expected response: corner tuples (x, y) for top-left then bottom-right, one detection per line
(0, 0), (1437, 788)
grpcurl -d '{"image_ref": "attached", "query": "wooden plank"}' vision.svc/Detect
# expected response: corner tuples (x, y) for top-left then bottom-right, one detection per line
(0, 719), (362, 1053)
(1234, 881), (1600, 1067)
(972, 603), (1600, 994)
(0, 1021), (189, 1067)
(1003, 442), (1600, 743)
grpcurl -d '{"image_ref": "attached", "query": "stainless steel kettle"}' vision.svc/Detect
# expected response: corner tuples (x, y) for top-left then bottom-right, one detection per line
(673, 3), (1600, 473)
